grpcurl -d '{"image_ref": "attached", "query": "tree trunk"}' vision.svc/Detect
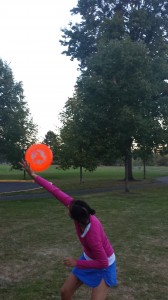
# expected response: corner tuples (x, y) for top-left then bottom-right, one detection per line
(79, 166), (83, 184)
(124, 159), (130, 192)
(143, 157), (146, 179)
(127, 155), (134, 180)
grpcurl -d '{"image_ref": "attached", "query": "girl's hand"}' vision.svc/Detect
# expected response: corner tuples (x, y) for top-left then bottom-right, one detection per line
(64, 257), (77, 267)
(19, 159), (36, 179)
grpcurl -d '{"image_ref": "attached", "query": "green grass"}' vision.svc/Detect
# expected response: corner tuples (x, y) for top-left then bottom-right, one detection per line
(0, 185), (168, 299)
(1, 164), (168, 180)
(1, 164), (168, 191)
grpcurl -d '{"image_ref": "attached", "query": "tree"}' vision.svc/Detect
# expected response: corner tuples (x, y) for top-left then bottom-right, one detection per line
(60, 96), (99, 183)
(43, 130), (60, 164)
(76, 38), (168, 188)
(0, 59), (38, 168)
(60, 0), (168, 68)
(133, 115), (168, 178)
(60, 0), (168, 188)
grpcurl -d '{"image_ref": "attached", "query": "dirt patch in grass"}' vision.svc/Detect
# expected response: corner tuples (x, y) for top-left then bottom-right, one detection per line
(0, 259), (42, 284)
(0, 245), (69, 285)
(36, 246), (69, 258)
(146, 236), (168, 248)
(108, 285), (136, 300)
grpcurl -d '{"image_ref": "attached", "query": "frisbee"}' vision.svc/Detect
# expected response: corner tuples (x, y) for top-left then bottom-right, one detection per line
(25, 143), (53, 172)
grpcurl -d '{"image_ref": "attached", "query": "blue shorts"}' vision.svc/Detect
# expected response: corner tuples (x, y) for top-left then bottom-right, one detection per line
(72, 254), (118, 288)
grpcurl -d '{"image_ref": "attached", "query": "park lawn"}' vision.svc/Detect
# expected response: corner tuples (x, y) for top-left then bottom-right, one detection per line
(1, 164), (168, 193)
(0, 186), (168, 299)
(1, 164), (168, 181)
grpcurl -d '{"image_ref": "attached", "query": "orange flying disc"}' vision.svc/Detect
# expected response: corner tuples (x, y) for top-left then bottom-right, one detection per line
(25, 143), (53, 172)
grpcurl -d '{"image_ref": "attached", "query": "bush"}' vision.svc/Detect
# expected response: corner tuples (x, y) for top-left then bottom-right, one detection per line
(156, 155), (168, 166)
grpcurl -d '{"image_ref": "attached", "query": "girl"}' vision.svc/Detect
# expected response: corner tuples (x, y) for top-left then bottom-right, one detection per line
(20, 160), (117, 300)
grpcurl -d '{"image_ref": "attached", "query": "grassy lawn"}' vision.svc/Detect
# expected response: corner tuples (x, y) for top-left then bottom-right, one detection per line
(1, 164), (168, 192)
(1, 164), (168, 181)
(0, 184), (168, 299)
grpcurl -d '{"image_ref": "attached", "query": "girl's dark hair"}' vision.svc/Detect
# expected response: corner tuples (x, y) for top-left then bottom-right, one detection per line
(69, 200), (96, 225)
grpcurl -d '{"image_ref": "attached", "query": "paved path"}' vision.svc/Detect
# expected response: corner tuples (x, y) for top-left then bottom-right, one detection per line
(0, 181), (39, 193)
(156, 176), (168, 183)
(0, 177), (168, 201)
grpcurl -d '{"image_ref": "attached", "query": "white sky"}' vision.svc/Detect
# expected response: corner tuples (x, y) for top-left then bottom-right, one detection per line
(0, 0), (79, 140)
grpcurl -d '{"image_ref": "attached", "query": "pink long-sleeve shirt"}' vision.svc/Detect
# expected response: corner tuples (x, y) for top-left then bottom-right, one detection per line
(35, 176), (114, 269)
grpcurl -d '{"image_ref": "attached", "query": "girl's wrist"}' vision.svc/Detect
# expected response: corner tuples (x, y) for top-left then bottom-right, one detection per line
(31, 173), (37, 179)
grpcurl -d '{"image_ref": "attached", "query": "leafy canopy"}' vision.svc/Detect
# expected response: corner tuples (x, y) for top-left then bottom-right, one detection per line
(0, 59), (37, 167)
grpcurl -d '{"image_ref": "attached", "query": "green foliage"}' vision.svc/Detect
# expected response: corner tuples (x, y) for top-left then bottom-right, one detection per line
(60, 0), (168, 181)
(78, 38), (168, 156)
(155, 154), (168, 166)
(0, 59), (38, 167)
(60, 0), (168, 67)
(59, 96), (99, 173)
(42, 130), (60, 163)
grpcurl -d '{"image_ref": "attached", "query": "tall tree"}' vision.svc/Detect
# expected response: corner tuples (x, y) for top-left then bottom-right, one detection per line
(60, 0), (168, 68)
(0, 59), (37, 167)
(76, 38), (168, 188)
(60, 0), (168, 186)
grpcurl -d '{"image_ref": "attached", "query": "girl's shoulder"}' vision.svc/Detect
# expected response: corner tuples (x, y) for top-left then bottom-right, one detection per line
(90, 215), (103, 231)
(90, 214), (100, 223)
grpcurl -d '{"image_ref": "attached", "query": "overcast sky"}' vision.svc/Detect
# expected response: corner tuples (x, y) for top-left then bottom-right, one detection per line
(0, 0), (79, 140)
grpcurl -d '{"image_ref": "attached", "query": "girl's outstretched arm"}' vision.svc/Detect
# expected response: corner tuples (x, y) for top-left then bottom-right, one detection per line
(19, 159), (73, 207)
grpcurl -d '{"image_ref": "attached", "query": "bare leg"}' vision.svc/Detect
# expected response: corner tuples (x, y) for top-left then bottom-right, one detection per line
(91, 279), (109, 300)
(60, 273), (83, 300)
